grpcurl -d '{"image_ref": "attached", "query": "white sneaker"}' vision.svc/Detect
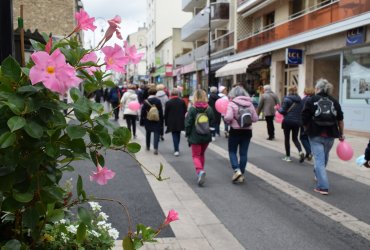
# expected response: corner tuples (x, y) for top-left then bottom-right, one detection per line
(198, 171), (206, 186)
(237, 175), (245, 183)
(282, 156), (292, 162)
(212, 137), (216, 142)
(174, 151), (179, 156)
(232, 169), (242, 182)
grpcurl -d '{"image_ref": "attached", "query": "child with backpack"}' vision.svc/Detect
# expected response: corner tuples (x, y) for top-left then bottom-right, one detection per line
(185, 89), (215, 186)
(224, 86), (258, 184)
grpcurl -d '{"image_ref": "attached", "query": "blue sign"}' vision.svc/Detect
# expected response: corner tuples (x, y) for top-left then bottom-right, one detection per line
(346, 27), (366, 46)
(285, 48), (303, 65)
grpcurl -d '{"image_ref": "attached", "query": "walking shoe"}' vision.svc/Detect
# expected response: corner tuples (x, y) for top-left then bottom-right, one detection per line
(282, 156), (292, 162)
(153, 149), (158, 155)
(314, 188), (329, 195)
(237, 175), (245, 183)
(212, 137), (216, 142)
(299, 151), (305, 163)
(198, 171), (206, 186)
(174, 151), (179, 157)
(224, 131), (229, 138)
(266, 137), (275, 141)
(160, 136), (164, 141)
(232, 169), (242, 182)
(306, 154), (313, 161)
(146, 147), (150, 151)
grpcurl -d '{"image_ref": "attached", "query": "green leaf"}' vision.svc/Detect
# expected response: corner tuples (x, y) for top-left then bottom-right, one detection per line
(97, 131), (111, 147)
(47, 208), (64, 222)
(76, 223), (87, 243)
(23, 207), (40, 230)
(17, 85), (43, 94)
(133, 238), (144, 249)
(1, 56), (21, 82)
(78, 207), (92, 226)
(45, 142), (60, 158)
(21, 67), (30, 76)
(13, 190), (34, 203)
(3, 239), (21, 250)
(0, 132), (16, 148)
(70, 87), (81, 102)
(104, 80), (116, 88)
(112, 127), (130, 146)
(66, 125), (87, 139)
(40, 186), (64, 203)
(7, 116), (26, 132)
(122, 236), (135, 250)
(24, 121), (43, 138)
(126, 142), (141, 153)
(77, 175), (83, 199)
(29, 39), (45, 51)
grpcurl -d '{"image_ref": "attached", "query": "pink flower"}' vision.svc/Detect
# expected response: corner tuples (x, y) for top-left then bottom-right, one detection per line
(75, 9), (96, 32)
(90, 164), (116, 185)
(164, 209), (179, 225)
(29, 49), (82, 94)
(45, 37), (53, 54)
(102, 15), (122, 43)
(123, 41), (144, 64)
(101, 44), (129, 73)
(80, 52), (100, 75)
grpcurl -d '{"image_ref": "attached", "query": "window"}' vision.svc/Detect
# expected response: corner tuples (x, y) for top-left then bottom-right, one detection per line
(264, 11), (275, 30)
(290, 0), (304, 19)
(253, 16), (262, 34)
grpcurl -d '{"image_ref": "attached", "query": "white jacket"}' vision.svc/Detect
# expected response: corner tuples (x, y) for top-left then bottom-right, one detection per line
(120, 89), (139, 115)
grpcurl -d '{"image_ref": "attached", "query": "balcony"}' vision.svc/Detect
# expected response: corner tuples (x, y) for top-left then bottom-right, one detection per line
(213, 31), (234, 53)
(182, 0), (207, 12)
(237, 0), (370, 53)
(181, 2), (229, 42)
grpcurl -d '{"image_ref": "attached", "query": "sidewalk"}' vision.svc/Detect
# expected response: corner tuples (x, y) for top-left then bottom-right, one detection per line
(114, 119), (370, 249)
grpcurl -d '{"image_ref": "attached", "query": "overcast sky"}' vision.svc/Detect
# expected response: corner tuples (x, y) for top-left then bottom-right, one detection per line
(81, 0), (147, 48)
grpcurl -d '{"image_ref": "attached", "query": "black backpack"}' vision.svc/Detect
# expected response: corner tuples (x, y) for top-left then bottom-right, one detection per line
(194, 109), (210, 135)
(232, 101), (252, 128)
(313, 96), (337, 126)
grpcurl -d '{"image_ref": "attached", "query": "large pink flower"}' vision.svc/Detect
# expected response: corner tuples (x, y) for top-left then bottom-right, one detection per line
(29, 49), (82, 94)
(101, 44), (129, 73)
(103, 15), (122, 43)
(80, 52), (100, 75)
(90, 164), (116, 185)
(164, 209), (179, 225)
(75, 9), (96, 32)
(123, 41), (144, 64)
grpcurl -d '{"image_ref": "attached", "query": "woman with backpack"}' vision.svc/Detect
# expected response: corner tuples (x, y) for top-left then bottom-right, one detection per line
(278, 85), (305, 163)
(185, 89), (215, 186)
(140, 87), (163, 155)
(224, 86), (258, 183)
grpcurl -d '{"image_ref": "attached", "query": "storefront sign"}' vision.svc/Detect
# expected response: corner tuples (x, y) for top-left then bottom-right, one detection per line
(285, 48), (303, 65)
(165, 64), (173, 77)
(346, 27), (366, 46)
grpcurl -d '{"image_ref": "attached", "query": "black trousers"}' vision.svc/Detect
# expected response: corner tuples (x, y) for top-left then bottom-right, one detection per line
(265, 115), (275, 139)
(124, 114), (137, 137)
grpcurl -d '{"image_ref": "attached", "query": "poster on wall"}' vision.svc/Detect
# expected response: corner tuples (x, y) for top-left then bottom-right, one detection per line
(343, 61), (370, 99)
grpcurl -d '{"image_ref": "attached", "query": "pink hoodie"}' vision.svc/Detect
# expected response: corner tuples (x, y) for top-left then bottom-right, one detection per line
(224, 96), (258, 129)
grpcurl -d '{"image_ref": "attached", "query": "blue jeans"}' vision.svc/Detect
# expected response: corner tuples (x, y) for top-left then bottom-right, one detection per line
(228, 131), (252, 174)
(222, 117), (229, 132)
(172, 131), (181, 152)
(146, 130), (159, 150)
(309, 136), (334, 190)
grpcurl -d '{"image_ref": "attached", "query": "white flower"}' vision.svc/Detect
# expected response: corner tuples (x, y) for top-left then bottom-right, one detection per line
(59, 219), (66, 224)
(60, 232), (68, 243)
(88, 202), (102, 212)
(99, 212), (109, 221)
(66, 225), (77, 234)
(108, 228), (119, 240)
(90, 230), (101, 237)
(97, 221), (106, 227)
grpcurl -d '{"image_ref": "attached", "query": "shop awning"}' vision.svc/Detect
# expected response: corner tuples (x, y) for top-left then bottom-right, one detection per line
(215, 55), (263, 77)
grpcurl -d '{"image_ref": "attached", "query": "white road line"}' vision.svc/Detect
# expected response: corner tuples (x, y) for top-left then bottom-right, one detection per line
(208, 142), (370, 241)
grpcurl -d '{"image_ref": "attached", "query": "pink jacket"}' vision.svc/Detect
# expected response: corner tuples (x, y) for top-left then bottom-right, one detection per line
(224, 96), (258, 129)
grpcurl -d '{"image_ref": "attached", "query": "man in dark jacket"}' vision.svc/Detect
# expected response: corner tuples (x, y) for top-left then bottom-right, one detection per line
(364, 140), (370, 168)
(208, 86), (221, 141)
(164, 88), (187, 156)
(108, 86), (122, 121)
(302, 78), (344, 195)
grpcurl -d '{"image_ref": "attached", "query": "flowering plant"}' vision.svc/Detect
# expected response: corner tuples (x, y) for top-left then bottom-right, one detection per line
(0, 9), (175, 250)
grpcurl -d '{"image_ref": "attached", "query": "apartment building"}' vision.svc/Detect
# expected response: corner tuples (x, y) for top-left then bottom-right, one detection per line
(146, 0), (192, 82)
(176, 0), (235, 94)
(218, 0), (370, 133)
(126, 27), (148, 84)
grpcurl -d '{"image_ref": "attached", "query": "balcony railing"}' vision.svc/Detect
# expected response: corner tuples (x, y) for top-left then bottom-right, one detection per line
(237, 0), (370, 53)
(182, 0), (207, 12)
(213, 31), (234, 53)
(181, 2), (229, 42)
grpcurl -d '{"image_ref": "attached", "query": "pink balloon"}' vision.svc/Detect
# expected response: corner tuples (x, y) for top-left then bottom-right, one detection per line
(275, 111), (284, 123)
(336, 140), (354, 161)
(128, 101), (141, 111)
(215, 98), (229, 115)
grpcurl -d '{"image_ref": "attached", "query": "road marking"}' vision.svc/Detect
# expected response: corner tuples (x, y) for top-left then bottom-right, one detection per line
(208, 142), (370, 241)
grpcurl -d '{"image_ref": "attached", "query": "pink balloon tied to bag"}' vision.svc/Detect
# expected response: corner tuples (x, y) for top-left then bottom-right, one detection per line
(128, 101), (141, 111)
(215, 98), (229, 115)
(275, 111), (284, 123)
(336, 140), (354, 161)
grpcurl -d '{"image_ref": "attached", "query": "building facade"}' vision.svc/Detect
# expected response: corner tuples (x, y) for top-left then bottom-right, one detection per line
(126, 27), (148, 84)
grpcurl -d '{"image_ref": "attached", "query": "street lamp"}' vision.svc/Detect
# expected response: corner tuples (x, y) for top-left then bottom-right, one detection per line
(202, 5), (213, 88)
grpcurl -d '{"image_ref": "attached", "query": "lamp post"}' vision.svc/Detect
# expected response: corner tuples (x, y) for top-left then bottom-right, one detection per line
(207, 5), (212, 89)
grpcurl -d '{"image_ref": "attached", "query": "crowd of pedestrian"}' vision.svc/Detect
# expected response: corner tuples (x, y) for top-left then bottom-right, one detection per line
(89, 78), (370, 196)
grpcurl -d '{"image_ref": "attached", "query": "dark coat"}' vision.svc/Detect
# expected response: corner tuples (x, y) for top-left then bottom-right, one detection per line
(165, 97), (187, 133)
(185, 104), (214, 145)
(208, 93), (221, 125)
(278, 94), (303, 127)
(140, 96), (164, 132)
(301, 93), (343, 138)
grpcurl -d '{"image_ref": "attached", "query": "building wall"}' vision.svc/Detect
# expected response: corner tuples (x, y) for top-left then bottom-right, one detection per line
(13, 0), (76, 37)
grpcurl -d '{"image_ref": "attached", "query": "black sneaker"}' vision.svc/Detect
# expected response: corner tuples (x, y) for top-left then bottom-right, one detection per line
(299, 152), (305, 163)
(314, 188), (329, 195)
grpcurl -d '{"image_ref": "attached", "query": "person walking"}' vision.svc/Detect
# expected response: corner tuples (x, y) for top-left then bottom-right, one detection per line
(140, 87), (164, 155)
(224, 86), (258, 183)
(218, 86), (230, 138)
(121, 84), (139, 138)
(278, 85), (305, 163)
(185, 89), (214, 186)
(300, 87), (315, 161)
(208, 86), (221, 141)
(363, 139), (370, 168)
(164, 88), (187, 156)
(108, 85), (122, 121)
(302, 78), (344, 195)
(156, 84), (169, 141)
(257, 85), (280, 140)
